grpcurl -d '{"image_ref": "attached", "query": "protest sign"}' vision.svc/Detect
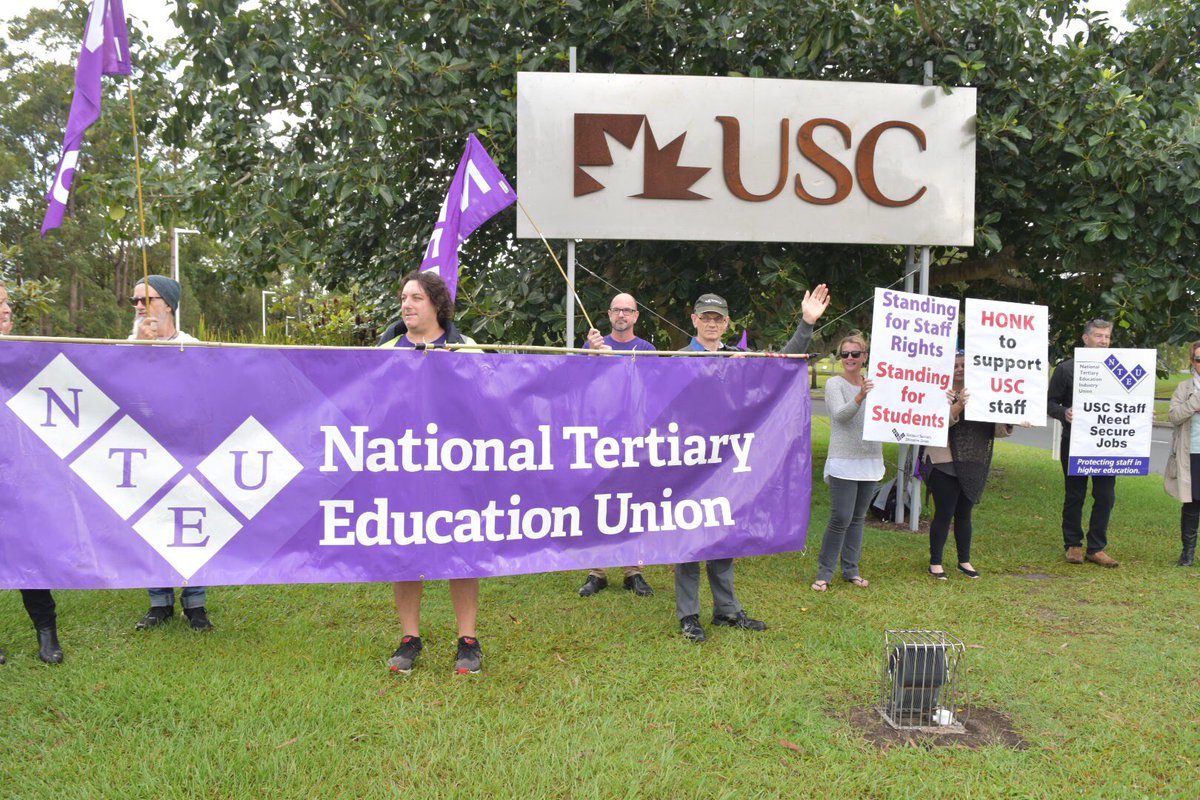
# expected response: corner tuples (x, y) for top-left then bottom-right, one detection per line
(963, 298), (1048, 425)
(1, 341), (811, 589)
(863, 288), (959, 447)
(1067, 348), (1155, 476)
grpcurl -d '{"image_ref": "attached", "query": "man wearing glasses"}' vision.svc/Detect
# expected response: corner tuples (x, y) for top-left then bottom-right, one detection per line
(127, 275), (213, 631)
(584, 293), (656, 353)
(578, 293), (658, 598)
(1, 281), (64, 664)
(676, 286), (830, 641)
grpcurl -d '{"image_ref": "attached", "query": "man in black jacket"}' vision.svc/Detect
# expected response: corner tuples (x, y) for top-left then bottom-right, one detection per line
(1047, 319), (1120, 568)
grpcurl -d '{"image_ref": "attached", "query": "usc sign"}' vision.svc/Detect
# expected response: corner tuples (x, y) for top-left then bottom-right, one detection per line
(517, 73), (976, 246)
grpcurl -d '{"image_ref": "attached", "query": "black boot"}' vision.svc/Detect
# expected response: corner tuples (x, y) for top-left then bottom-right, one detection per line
(0, 647), (6, 665)
(1179, 505), (1199, 567)
(36, 624), (63, 664)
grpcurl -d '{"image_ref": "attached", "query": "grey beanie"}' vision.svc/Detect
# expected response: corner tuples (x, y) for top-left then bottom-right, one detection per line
(135, 275), (181, 313)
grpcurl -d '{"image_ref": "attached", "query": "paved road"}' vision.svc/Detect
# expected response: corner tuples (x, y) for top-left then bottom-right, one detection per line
(810, 397), (1170, 474)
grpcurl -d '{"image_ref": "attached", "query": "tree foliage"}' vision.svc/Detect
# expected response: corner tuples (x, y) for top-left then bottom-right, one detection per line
(168, 0), (1200, 350)
(0, 2), (263, 338)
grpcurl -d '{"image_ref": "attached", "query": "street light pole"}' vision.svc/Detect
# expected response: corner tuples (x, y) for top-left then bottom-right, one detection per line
(261, 290), (277, 337)
(172, 227), (200, 329)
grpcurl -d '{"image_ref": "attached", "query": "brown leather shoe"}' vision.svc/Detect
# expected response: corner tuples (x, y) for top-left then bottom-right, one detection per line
(1086, 550), (1120, 568)
(1065, 546), (1084, 564)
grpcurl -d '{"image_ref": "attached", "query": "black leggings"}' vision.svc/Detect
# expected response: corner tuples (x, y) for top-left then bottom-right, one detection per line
(19, 590), (56, 629)
(927, 467), (974, 566)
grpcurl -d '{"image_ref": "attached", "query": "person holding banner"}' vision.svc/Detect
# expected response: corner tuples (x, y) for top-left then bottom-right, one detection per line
(578, 293), (657, 598)
(811, 330), (881, 592)
(126, 276), (214, 632)
(674, 287), (830, 637)
(1047, 319), (1120, 568)
(1, 281), (64, 664)
(924, 353), (1013, 579)
(378, 270), (485, 674)
(1165, 341), (1200, 567)
(675, 293), (763, 641)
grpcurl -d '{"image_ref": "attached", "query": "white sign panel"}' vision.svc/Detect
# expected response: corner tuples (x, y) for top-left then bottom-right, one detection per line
(516, 72), (976, 246)
(1067, 348), (1155, 476)
(963, 298), (1049, 425)
(863, 288), (960, 447)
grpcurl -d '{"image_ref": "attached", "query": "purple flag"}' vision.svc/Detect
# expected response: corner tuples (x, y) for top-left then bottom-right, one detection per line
(1, 341), (811, 588)
(420, 134), (517, 300)
(41, 0), (132, 237)
(737, 330), (748, 350)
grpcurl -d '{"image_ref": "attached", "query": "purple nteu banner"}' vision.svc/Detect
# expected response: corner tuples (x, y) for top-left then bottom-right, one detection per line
(0, 341), (811, 589)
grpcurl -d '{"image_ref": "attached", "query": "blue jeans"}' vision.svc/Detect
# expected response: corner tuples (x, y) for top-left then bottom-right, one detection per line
(148, 587), (207, 610)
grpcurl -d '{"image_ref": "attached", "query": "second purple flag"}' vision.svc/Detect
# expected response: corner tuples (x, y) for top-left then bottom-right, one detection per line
(420, 134), (517, 300)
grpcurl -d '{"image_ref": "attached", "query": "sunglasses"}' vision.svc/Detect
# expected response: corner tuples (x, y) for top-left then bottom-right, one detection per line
(129, 296), (164, 307)
(839, 350), (864, 359)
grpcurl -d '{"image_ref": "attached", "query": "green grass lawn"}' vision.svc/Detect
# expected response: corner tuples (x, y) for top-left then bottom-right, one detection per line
(2, 427), (1197, 799)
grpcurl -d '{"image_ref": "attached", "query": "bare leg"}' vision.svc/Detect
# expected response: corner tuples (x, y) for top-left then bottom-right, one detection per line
(393, 581), (423, 637)
(448, 578), (479, 638)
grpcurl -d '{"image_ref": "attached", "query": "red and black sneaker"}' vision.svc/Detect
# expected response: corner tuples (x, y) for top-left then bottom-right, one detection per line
(454, 636), (482, 675)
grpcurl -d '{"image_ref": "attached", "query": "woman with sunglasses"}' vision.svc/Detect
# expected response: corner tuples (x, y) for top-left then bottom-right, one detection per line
(811, 331), (881, 592)
(1165, 340), (1200, 567)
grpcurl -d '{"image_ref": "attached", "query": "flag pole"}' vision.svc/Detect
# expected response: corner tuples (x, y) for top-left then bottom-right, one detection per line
(127, 75), (149, 287)
(515, 199), (595, 332)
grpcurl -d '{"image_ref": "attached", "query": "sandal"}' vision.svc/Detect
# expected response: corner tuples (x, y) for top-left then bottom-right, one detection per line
(810, 580), (829, 592)
(846, 576), (869, 588)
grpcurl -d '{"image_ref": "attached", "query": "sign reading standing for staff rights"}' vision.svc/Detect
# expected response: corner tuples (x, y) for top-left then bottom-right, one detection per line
(963, 298), (1048, 425)
(863, 288), (960, 447)
(1068, 348), (1156, 476)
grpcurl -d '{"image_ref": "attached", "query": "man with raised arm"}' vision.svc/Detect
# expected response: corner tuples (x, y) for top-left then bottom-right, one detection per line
(675, 284), (829, 642)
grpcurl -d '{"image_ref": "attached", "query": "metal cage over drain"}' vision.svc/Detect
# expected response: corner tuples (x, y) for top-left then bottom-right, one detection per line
(877, 629), (967, 732)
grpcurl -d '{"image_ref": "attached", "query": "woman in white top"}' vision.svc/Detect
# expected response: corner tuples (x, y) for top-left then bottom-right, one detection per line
(1165, 340), (1200, 567)
(811, 331), (884, 592)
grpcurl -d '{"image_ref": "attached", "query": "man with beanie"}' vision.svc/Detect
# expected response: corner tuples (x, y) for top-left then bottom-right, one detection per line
(0, 280), (64, 664)
(127, 275), (212, 631)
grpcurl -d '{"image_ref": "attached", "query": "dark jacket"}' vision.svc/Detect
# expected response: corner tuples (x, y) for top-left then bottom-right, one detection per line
(377, 319), (471, 348)
(1047, 357), (1074, 443)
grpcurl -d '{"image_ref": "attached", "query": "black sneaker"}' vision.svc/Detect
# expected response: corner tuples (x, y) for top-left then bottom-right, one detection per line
(680, 614), (707, 642)
(388, 635), (423, 674)
(578, 575), (608, 597)
(623, 574), (655, 597)
(454, 636), (483, 674)
(184, 607), (214, 632)
(712, 610), (768, 631)
(135, 606), (174, 630)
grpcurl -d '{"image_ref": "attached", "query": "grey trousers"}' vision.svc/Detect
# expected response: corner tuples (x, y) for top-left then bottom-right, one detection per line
(815, 477), (875, 582)
(675, 559), (742, 620)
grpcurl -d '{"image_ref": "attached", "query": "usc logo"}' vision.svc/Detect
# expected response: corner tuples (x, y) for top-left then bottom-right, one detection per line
(574, 113), (927, 208)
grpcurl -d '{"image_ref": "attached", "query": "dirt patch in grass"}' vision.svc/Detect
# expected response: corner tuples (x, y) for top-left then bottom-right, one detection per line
(844, 706), (1028, 751)
(867, 518), (931, 534)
